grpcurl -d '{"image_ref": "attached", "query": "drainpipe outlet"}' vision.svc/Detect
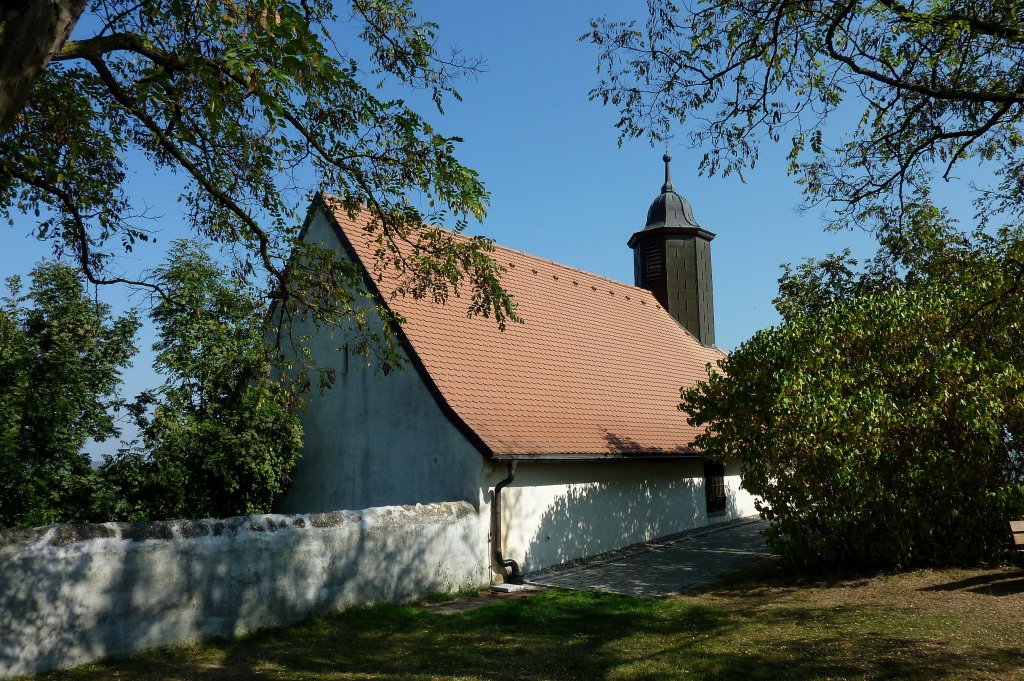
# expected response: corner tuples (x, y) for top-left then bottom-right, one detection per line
(491, 461), (523, 584)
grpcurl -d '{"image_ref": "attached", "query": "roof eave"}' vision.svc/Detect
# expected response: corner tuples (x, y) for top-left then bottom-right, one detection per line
(491, 451), (704, 463)
(627, 225), (717, 248)
(317, 199), (496, 462)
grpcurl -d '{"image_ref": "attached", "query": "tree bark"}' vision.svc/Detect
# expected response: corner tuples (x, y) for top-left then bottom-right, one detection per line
(0, 0), (86, 135)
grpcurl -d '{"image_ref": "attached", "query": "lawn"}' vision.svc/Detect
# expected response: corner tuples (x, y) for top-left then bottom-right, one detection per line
(20, 559), (1024, 681)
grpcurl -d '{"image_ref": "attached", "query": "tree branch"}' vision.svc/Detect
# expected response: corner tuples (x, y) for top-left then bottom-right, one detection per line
(877, 0), (1024, 44)
(6, 165), (169, 300)
(84, 55), (286, 290)
(54, 32), (184, 69)
(823, 2), (1024, 105)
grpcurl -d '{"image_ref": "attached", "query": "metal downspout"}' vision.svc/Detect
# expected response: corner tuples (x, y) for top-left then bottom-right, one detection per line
(491, 461), (523, 584)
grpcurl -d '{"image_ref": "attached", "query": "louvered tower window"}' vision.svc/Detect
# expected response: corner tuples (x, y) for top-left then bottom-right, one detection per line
(643, 244), (664, 284)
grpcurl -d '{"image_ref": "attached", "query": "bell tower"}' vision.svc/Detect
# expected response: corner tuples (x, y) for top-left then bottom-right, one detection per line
(628, 154), (716, 347)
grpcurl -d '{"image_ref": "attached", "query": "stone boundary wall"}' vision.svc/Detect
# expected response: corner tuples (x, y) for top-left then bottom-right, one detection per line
(0, 502), (484, 678)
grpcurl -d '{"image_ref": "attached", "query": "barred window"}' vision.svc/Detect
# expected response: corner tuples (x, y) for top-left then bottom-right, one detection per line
(704, 461), (726, 516)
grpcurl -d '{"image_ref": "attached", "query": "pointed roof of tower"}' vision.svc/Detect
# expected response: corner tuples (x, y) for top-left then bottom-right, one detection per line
(644, 153), (702, 230)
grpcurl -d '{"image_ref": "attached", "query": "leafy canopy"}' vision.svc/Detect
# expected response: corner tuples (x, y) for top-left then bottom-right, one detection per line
(587, 1), (1024, 237)
(0, 263), (138, 528)
(681, 217), (1024, 568)
(1, 0), (517, 376)
(97, 242), (303, 521)
(0, 246), (303, 528)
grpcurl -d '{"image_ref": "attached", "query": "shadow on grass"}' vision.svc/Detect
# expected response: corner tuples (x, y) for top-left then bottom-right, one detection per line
(662, 633), (1024, 681)
(919, 571), (1024, 596)
(691, 555), (861, 603)
(33, 586), (1024, 681)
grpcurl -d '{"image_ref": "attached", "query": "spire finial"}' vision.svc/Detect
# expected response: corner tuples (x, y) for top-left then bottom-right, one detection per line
(662, 152), (674, 193)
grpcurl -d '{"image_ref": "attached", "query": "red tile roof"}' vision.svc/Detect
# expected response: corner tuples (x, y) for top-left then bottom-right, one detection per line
(324, 202), (724, 459)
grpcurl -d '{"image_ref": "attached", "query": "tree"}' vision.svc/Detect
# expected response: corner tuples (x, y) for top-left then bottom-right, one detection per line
(1, 0), (516, 379)
(97, 242), (303, 521)
(0, 263), (138, 528)
(587, 1), (1024, 239)
(0, 2), (85, 134)
(590, 1), (1024, 566)
(681, 217), (1024, 569)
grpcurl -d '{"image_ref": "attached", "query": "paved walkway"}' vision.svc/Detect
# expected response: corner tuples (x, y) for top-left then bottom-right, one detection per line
(526, 519), (771, 597)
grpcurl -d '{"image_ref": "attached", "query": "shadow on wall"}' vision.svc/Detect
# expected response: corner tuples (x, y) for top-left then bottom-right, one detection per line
(520, 478), (747, 573)
(513, 431), (746, 572)
(0, 503), (483, 678)
(723, 459), (753, 518)
(522, 477), (696, 571)
(0, 525), (100, 677)
(603, 431), (755, 527)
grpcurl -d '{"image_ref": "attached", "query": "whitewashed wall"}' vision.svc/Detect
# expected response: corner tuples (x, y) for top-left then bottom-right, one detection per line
(481, 459), (758, 573)
(0, 502), (484, 679)
(276, 209), (485, 516)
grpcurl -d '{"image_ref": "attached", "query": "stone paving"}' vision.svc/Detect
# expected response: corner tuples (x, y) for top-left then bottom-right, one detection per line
(525, 518), (771, 598)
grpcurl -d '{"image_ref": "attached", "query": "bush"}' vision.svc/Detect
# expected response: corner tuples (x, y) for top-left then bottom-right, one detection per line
(683, 218), (1024, 569)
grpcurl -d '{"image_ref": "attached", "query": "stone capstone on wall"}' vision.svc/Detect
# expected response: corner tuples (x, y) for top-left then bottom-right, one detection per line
(0, 502), (484, 679)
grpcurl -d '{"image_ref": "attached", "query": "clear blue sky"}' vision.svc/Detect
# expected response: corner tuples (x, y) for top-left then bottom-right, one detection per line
(360, 0), (884, 348)
(3, 1), (901, 454)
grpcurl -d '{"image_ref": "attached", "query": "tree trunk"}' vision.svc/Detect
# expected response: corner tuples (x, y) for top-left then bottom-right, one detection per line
(0, 0), (86, 135)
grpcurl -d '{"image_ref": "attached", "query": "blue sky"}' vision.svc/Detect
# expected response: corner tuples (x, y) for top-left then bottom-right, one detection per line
(2, 1), (897, 453)
(370, 1), (883, 349)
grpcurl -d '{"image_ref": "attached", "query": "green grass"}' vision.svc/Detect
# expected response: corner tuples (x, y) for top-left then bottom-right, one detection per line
(21, 560), (1024, 680)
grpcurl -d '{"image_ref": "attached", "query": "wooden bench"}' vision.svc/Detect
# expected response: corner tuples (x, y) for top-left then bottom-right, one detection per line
(1012, 520), (1024, 559)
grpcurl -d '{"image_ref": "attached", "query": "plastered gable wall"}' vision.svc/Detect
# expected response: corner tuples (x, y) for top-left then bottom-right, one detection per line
(275, 209), (484, 514)
(480, 459), (757, 573)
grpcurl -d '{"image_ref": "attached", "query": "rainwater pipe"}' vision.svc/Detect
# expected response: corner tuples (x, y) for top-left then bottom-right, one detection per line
(491, 460), (523, 584)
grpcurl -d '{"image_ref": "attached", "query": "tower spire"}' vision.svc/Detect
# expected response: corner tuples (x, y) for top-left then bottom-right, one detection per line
(662, 152), (674, 193)
(629, 154), (717, 347)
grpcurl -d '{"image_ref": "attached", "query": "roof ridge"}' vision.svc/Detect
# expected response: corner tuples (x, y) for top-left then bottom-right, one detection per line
(487, 242), (720, 354)
(319, 200), (727, 458)
(323, 200), (654, 298)
(326, 202), (722, 355)
(489, 241), (651, 297)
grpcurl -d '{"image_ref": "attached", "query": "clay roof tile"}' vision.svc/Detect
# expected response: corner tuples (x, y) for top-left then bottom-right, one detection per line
(324, 201), (724, 459)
